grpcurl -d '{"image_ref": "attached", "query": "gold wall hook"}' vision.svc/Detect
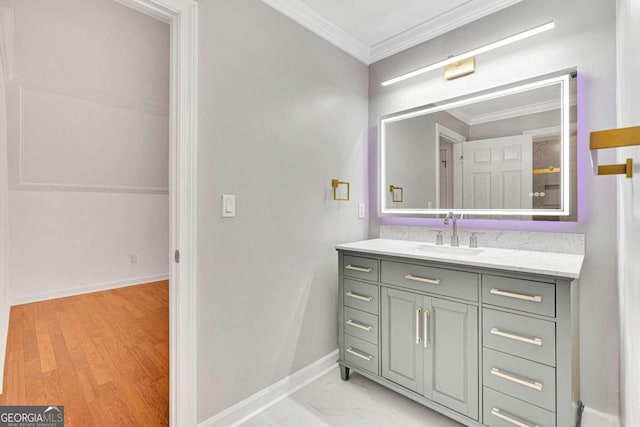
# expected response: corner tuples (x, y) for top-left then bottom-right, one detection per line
(331, 179), (350, 201)
(389, 185), (404, 203)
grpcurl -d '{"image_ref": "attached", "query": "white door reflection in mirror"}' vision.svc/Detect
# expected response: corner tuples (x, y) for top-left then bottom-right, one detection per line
(462, 135), (533, 210)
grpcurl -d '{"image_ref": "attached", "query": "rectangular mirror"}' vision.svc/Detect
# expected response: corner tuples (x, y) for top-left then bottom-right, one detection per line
(379, 69), (577, 219)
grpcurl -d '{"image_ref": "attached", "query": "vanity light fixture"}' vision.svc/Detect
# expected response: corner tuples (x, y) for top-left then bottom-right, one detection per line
(381, 21), (555, 86)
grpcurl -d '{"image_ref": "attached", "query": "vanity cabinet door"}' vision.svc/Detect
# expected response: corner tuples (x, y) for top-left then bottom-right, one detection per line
(424, 297), (479, 420)
(381, 287), (424, 394)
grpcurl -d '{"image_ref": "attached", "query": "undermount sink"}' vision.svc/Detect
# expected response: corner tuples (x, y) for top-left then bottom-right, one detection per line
(415, 244), (484, 256)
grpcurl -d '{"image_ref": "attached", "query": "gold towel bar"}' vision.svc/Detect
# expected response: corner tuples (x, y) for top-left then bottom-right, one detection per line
(590, 126), (639, 178)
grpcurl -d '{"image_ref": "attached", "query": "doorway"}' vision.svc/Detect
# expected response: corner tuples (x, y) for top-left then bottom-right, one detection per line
(434, 124), (466, 209)
(0, 0), (197, 424)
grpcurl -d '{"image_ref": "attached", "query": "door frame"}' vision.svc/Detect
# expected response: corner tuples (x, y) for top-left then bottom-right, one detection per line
(113, 0), (198, 425)
(434, 124), (466, 209)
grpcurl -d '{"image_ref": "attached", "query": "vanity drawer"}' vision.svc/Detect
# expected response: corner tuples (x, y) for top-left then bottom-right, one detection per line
(483, 308), (556, 366)
(482, 275), (555, 317)
(344, 279), (378, 315)
(483, 348), (556, 412)
(344, 334), (378, 375)
(381, 260), (478, 301)
(343, 255), (379, 282)
(483, 387), (556, 427)
(344, 306), (378, 345)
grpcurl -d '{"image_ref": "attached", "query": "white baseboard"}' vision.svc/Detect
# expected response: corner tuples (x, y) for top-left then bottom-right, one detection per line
(199, 349), (339, 427)
(582, 406), (620, 427)
(11, 273), (169, 305)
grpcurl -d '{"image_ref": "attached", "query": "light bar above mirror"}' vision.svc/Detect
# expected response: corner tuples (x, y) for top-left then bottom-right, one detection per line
(381, 21), (555, 86)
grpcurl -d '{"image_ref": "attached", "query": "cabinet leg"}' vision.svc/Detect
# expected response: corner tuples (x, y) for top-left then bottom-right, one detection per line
(339, 365), (350, 381)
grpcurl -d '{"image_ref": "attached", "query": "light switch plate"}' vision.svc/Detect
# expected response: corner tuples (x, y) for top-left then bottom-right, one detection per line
(222, 194), (236, 218)
(358, 202), (365, 219)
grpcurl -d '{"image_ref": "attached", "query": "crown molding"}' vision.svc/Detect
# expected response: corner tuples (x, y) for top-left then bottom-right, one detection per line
(447, 94), (577, 126)
(260, 0), (370, 63)
(261, 0), (521, 65)
(0, 2), (16, 82)
(470, 95), (577, 125)
(446, 108), (473, 126)
(369, 0), (523, 63)
(471, 98), (560, 125)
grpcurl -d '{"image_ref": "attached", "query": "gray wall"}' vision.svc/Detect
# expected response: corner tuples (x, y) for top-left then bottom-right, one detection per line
(369, 0), (619, 416)
(196, 0), (369, 422)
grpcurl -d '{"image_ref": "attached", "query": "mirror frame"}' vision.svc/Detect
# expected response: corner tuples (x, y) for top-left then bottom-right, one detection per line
(379, 70), (575, 218)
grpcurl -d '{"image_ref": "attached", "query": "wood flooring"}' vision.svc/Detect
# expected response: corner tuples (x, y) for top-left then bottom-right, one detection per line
(0, 281), (169, 426)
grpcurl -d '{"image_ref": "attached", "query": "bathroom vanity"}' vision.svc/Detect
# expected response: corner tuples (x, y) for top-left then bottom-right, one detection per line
(336, 239), (583, 427)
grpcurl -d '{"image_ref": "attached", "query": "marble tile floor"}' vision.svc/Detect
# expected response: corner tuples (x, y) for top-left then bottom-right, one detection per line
(242, 367), (464, 426)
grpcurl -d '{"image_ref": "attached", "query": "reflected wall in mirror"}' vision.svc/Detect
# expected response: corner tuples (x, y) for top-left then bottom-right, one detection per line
(380, 70), (577, 220)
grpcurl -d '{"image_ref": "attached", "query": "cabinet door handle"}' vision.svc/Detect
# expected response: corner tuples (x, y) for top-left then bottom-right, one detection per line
(346, 319), (373, 332)
(491, 408), (538, 427)
(345, 291), (373, 302)
(491, 328), (543, 346)
(346, 347), (373, 361)
(416, 308), (422, 344)
(405, 274), (441, 285)
(490, 288), (542, 303)
(491, 368), (543, 391)
(423, 310), (430, 348)
(345, 265), (373, 273)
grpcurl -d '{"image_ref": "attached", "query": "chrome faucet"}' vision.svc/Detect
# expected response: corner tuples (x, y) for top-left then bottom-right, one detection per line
(444, 212), (459, 247)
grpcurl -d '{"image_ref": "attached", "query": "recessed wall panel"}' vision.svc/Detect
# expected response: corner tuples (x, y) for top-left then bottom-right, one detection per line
(20, 87), (168, 190)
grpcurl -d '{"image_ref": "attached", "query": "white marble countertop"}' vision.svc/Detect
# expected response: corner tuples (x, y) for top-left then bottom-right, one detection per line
(336, 238), (584, 279)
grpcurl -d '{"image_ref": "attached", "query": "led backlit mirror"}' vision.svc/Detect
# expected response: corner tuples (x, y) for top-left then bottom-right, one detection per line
(379, 70), (577, 220)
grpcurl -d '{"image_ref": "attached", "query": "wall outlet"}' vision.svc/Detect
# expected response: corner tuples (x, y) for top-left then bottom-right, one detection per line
(358, 202), (365, 219)
(130, 255), (138, 264)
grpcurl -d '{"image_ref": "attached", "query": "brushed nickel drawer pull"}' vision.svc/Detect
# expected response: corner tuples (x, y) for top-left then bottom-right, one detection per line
(345, 291), (373, 302)
(491, 328), (543, 346)
(345, 265), (373, 273)
(346, 319), (373, 332)
(416, 308), (422, 344)
(491, 408), (539, 427)
(491, 368), (543, 391)
(346, 347), (373, 361)
(423, 310), (430, 348)
(405, 274), (442, 285)
(490, 288), (543, 303)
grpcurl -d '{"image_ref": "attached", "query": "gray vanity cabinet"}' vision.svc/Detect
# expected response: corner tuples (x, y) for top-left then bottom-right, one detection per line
(338, 247), (581, 427)
(381, 287), (424, 393)
(380, 287), (478, 418)
(425, 297), (478, 418)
